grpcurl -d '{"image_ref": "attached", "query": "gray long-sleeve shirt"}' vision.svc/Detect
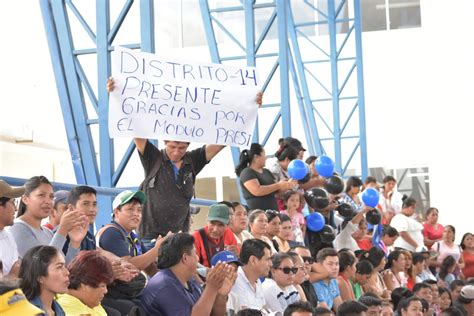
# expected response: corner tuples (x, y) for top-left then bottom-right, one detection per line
(9, 219), (79, 263)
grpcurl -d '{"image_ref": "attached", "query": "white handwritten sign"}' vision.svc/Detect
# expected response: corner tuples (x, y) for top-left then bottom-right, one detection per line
(108, 47), (260, 147)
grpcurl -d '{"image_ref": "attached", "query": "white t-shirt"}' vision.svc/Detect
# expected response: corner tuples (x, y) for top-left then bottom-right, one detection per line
(0, 229), (19, 275)
(334, 221), (359, 252)
(261, 278), (300, 313)
(228, 267), (267, 313)
(391, 214), (424, 251)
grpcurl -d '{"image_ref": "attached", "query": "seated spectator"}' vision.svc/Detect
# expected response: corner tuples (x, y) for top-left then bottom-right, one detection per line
(440, 306), (464, 316)
(62, 186), (98, 253)
(314, 306), (333, 316)
(0, 180), (23, 278)
(98, 190), (167, 301)
(391, 197), (424, 252)
(400, 250), (414, 290)
(460, 233), (474, 280)
(0, 279), (44, 315)
(411, 252), (427, 283)
(391, 287), (413, 312)
(283, 301), (314, 316)
(262, 253), (300, 312)
(450, 280), (466, 302)
(248, 209), (277, 253)
(397, 296), (424, 316)
(228, 202), (253, 245)
(57, 250), (114, 316)
(361, 247), (390, 300)
(341, 176), (364, 213)
(237, 309), (264, 316)
(437, 255), (458, 288)
(336, 300), (368, 316)
(337, 250), (357, 301)
(352, 261), (374, 300)
(291, 245), (320, 307)
(264, 209), (282, 251)
(227, 239), (272, 314)
(313, 247), (343, 311)
(431, 225), (464, 272)
(423, 279), (441, 315)
(274, 214), (292, 252)
(439, 287), (453, 311)
(19, 245), (69, 315)
(10, 176), (87, 262)
(417, 249), (437, 282)
(141, 233), (233, 315)
(383, 250), (408, 291)
(381, 300), (394, 316)
(193, 203), (238, 267)
(453, 285), (474, 316)
(211, 250), (242, 272)
(44, 190), (69, 231)
(358, 294), (383, 316)
(334, 207), (370, 252)
(280, 190), (305, 244)
(413, 283), (433, 310)
(380, 224), (399, 256)
(287, 251), (309, 302)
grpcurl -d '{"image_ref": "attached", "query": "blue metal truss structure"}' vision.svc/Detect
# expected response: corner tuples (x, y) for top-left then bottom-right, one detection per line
(199, 0), (368, 179)
(39, 0), (155, 228)
(39, 0), (368, 226)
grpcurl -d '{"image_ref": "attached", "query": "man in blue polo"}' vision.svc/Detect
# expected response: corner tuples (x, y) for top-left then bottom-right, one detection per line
(313, 247), (342, 311)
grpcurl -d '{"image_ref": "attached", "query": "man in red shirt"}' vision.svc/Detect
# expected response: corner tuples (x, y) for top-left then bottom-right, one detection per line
(193, 204), (238, 267)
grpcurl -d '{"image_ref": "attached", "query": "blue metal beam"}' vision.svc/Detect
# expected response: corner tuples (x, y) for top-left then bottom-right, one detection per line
(39, 0), (86, 184)
(51, 0), (99, 185)
(276, 0), (290, 137)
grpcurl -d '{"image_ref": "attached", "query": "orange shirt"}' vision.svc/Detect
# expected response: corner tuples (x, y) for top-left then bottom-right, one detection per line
(462, 251), (474, 279)
(193, 226), (238, 267)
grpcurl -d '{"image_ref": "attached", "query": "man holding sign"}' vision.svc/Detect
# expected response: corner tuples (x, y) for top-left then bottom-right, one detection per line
(108, 47), (262, 250)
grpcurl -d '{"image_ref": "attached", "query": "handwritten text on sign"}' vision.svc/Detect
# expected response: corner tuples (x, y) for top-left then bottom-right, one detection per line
(108, 47), (260, 147)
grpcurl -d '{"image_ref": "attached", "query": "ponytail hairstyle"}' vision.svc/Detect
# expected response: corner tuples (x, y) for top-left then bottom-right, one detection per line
(17, 176), (52, 217)
(274, 142), (298, 162)
(235, 143), (264, 176)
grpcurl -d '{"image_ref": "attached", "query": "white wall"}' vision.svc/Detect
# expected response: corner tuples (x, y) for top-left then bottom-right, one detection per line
(1, 0), (473, 240)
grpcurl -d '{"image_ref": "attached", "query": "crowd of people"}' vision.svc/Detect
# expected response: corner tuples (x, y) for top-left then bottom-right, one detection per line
(1, 131), (474, 316)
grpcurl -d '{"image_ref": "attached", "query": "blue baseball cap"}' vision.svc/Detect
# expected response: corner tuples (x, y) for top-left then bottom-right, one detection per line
(210, 250), (242, 267)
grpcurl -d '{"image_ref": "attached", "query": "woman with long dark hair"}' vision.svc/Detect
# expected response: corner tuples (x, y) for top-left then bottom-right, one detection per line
(382, 250), (408, 291)
(19, 245), (69, 315)
(235, 143), (296, 211)
(361, 247), (390, 300)
(461, 232), (474, 279)
(10, 176), (87, 261)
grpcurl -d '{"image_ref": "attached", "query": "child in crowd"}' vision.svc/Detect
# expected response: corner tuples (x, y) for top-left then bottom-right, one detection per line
(280, 190), (305, 244)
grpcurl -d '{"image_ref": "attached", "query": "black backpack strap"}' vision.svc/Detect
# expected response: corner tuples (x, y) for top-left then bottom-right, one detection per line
(139, 147), (165, 191)
(198, 228), (213, 266)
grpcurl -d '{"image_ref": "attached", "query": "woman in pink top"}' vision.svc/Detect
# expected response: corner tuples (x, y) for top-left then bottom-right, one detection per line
(382, 250), (408, 291)
(431, 225), (464, 274)
(423, 207), (444, 250)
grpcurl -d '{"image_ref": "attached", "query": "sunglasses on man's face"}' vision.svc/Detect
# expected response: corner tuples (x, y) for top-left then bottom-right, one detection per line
(276, 267), (299, 274)
(302, 256), (315, 264)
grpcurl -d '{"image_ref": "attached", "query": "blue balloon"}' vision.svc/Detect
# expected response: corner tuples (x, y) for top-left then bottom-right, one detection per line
(315, 155), (335, 178)
(288, 159), (308, 180)
(306, 212), (325, 232)
(362, 188), (380, 208)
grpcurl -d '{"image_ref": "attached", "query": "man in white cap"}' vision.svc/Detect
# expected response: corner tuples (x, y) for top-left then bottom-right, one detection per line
(453, 285), (474, 316)
(0, 180), (25, 278)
